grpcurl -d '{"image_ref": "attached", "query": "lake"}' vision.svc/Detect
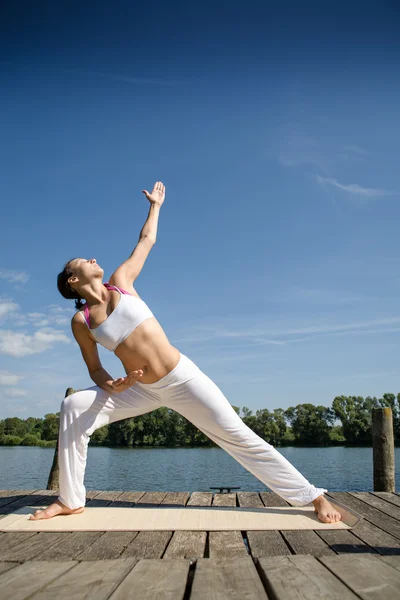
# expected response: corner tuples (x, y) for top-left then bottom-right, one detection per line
(1, 445), (399, 493)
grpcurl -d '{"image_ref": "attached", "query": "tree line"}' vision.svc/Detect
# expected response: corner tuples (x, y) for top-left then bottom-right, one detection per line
(1, 393), (399, 448)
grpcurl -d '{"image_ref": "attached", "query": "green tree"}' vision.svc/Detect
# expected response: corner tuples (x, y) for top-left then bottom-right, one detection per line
(285, 404), (334, 445)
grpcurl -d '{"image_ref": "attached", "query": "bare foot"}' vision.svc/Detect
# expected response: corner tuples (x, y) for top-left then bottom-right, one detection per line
(312, 495), (342, 523)
(29, 499), (84, 520)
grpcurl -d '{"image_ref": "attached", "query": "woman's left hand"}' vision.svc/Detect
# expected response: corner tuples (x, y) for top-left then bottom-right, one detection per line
(142, 181), (165, 207)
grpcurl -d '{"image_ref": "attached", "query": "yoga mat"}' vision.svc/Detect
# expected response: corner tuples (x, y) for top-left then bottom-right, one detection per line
(0, 500), (361, 531)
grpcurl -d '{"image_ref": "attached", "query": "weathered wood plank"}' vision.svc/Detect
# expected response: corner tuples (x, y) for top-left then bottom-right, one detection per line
(371, 492), (400, 509)
(163, 531), (206, 559)
(259, 492), (289, 507)
(0, 490), (39, 508)
(161, 492), (190, 506)
(327, 492), (400, 540)
(0, 491), (54, 515)
(246, 531), (291, 557)
(108, 559), (189, 600)
(238, 489), (291, 557)
(0, 560), (78, 600)
(0, 532), (38, 553)
(32, 532), (104, 561)
(84, 491), (125, 507)
(349, 518), (400, 555)
(28, 559), (138, 600)
(258, 555), (359, 599)
(76, 532), (139, 561)
(191, 556), (268, 600)
(380, 556), (400, 572)
(0, 562), (19, 576)
(316, 530), (378, 554)
(237, 492), (264, 508)
(0, 532), (70, 562)
(209, 492), (246, 558)
(281, 531), (335, 556)
(120, 531), (173, 559)
(319, 554), (400, 599)
(349, 492), (400, 521)
(187, 492), (212, 506)
(212, 493), (237, 507)
(108, 491), (145, 507)
(209, 531), (248, 558)
(135, 491), (169, 506)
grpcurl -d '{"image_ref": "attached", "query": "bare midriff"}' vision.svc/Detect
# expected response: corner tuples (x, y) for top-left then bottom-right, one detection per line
(113, 317), (181, 384)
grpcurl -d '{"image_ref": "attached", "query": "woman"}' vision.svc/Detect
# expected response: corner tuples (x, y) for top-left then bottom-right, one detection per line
(31, 181), (341, 523)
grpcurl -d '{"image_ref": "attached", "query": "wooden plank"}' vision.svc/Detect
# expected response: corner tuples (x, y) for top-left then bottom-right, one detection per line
(316, 530), (378, 554)
(209, 531), (248, 558)
(212, 493), (237, 507)
(0, 562), (19, 576)
(108, 559), (189, 600)
(193, 556), (267, 599)
(76, 532), (139, 560)
(163, 531), (207, 559)
(110, 491), (146, 506)
(28, 559), (138, 600)
(349, 492), (400, 521)
(237, 489), (291, 557)
(349, 518), (400, 555)
(246, 531), (291, 557)
(237, 492), (264, 508)
(120, 531), (173, 559)
(191, 556), (267, 599)
(372, 492), (400, 509)
(0, 491), (38, 508)
(32, 532), (104, 561)
(161, 492), (190, 506)
(135, 491), (168, 506)
(259, 492), (289, 507)
(210, 492), (246, 558)
(380, 556), (400, 572)
(0, 491), (53, 514)
(258, 555), (358, 599)
(0, 532), (70, 562)
(319, 554), (400, 599)
(84, 491), (125, 507)
(187, 492), (212, 506)
(0, 560), (78, 600)
(0, 532), (38, 553)
(327, 492), (400, 540)
(281, 531), (335, 556)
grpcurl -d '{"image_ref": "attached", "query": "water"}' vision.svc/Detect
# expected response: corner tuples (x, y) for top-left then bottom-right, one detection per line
(1, 446), (399, 493)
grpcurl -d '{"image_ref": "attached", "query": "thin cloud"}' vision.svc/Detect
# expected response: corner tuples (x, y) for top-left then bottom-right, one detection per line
(316, 175), (391, 197)
(0, 269), (29, 285)
(0, 328), (71, 357)
(0, 299), (19, 320)
(0, 371), (24, 386)
(3, 388), (28, 397)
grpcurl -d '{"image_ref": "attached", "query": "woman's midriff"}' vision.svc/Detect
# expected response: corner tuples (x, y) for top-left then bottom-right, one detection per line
(114, 317), (181, 384)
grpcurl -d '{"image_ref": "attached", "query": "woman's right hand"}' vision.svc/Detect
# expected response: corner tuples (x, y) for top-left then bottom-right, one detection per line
(109, 370), (144, 392)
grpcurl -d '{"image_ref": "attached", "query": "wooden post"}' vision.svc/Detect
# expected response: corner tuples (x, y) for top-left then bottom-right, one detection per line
(372, 407), (395, 492)
(47, 387), (75, 490)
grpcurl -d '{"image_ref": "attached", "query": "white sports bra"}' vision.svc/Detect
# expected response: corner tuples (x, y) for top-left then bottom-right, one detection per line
(79, 282), (154, 351)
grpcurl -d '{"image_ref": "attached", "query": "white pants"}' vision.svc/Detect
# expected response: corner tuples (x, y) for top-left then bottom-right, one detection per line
(58, 353), (327, 509)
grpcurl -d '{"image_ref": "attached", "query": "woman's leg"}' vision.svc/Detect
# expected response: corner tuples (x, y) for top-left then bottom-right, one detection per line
(159, 355), (327, 507)
(57, 383), (161, 509)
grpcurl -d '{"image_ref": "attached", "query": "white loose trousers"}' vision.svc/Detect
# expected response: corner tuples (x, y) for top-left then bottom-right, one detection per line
(58, 353), (327, 509)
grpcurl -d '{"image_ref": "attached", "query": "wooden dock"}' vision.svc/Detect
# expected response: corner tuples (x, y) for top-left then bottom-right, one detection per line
(1, 489), (400, 598)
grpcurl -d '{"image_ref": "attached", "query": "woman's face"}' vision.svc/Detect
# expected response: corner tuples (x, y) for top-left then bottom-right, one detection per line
(68, 258), (104, 286)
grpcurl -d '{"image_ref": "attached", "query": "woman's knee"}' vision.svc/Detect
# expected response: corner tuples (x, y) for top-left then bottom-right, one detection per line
(60, 389), (95, 414)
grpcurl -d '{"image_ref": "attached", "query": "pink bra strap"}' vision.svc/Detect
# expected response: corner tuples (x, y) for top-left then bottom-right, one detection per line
(104, 282), (131, 295)
(83, 304), (91, 328)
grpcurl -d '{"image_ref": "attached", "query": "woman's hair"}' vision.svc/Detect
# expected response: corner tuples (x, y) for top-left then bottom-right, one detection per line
(57, 258), (85, 310)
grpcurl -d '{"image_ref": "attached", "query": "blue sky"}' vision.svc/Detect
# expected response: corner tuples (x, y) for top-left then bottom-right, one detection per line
(0, 1), (399, 419)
